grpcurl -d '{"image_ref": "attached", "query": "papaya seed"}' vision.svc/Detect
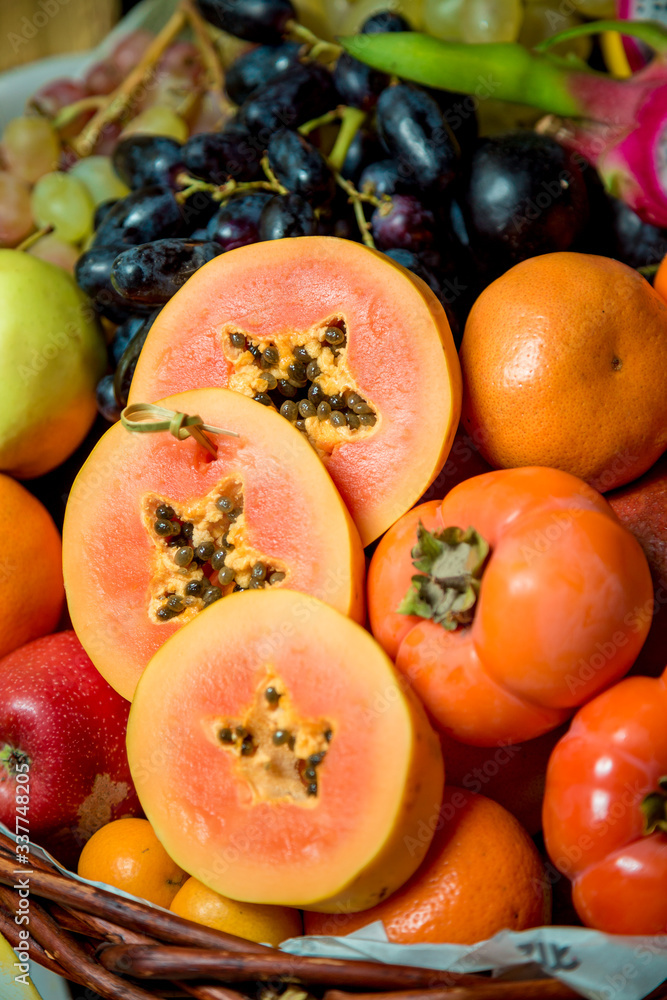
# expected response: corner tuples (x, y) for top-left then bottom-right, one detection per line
(298, 400), (316, 419)
(251, 562), (267, 580)
(216, 496), (234, 512)
(280, 400), (298, 422)
(211, 550), (227, 571)
(196, 541), (215, 562)
(218, 727), (235, 743)
(218, 565), (235, 585)
(293, 345), (310, 364)
(185, 579), (203, 597)
(230, 332), (246, 350)
(263, 345), (279, 365)
(154, 519), (176, 536)
(156, 504), (175, 520)
(306, 360), (321, 381)
(277, 379), (297, 398)
(273, 729), (290, 746)
(346, 413), (360, 430)
(324, 326), (345, 346)
(254, 393), (273, 407)
(174, 546), (194, 567)
(269, 571), (285, 585)
(306, 782), (318, 796)
(265, 687), (281, 704)
(317, 402), (331, 422)
(359, 413), (377, 426)
(330, 411), (346, 428)
(202, 585), (222, 605)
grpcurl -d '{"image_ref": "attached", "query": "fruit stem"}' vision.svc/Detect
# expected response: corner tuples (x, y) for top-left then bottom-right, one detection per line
(121, 402), (239, 456)
(398, 523), (490, 630)
(641, 777), (667, 835)
(51, 95), (106, 131)
(286, 20), (341, 63)
(71, 4), (189, 157)
(328, 106), (367, 173)
(333, 172), (379, 248)
(15, 226), (54, 252)
(0, 745), (31, 777)
(182, 0), (230, 116)
(260, 156), (289, 196)
(299, 108), (343, 137)
(534, 19), (667, 56)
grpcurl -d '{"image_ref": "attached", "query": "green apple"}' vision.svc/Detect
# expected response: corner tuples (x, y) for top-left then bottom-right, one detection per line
(0, 249), (107, 478)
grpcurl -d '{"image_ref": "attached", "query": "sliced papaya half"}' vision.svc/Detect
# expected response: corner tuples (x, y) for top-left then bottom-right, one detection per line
(63, 388), (365, 702)
(126, 589), (445, 912)
(128, 237), (462, 546)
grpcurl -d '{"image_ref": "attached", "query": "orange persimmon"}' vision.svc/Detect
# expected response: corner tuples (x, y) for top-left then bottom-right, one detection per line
(368, 467), (653, 746)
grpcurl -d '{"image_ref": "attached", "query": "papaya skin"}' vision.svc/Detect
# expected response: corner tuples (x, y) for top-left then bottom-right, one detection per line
(128, 237), (462, 546)
(63, 389), (365, 702)
(126, 590), (445, 913)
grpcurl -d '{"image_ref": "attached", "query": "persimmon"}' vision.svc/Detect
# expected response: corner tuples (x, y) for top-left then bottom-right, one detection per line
(543, 667), (667, 935)
(368, 467), (653, 746)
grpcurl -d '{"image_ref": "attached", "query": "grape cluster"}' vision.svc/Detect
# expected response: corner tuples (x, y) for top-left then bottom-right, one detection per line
(2, 0), (665, 431)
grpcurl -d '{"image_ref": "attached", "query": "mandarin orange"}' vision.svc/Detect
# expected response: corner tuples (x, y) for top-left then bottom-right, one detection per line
(77, 818), (187, 909)
(304, 787), (551, 945)
(460, 253), (667, 492)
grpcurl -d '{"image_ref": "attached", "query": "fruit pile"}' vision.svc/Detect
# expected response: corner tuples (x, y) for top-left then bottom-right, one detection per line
(0, 0), (666, 995)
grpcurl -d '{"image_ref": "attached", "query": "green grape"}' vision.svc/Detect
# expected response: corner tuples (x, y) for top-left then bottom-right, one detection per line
(120, 105), (188, 143)
(460, 0), (523, 43)
(423, 0), (465, 40)
(1, 116), (61, 185)
(291, 0), (332, 37)
(30, 172), (95, 245)
(519, 3), (592, 60)
(69, 155), (130, 206)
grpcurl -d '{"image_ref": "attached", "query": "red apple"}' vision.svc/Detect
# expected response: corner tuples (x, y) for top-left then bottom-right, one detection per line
(0, 631), (142, 869)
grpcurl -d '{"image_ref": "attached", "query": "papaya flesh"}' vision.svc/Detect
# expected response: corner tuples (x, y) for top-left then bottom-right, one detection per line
(126, 589), (445, 912)
(128, 237), (462, 546)
(63, 388), (365, 702)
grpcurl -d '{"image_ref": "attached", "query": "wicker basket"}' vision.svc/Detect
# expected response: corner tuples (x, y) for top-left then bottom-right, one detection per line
(1, 831), (666, 1000)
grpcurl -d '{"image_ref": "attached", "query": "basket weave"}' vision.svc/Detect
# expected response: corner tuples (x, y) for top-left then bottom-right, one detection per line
(0, 831), (663, 1000)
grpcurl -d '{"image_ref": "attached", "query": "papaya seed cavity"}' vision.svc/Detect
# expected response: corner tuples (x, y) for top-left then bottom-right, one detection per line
(222, 318), (378, 456)
(142, 480), (288, 625)
(209, 670), (333, 806)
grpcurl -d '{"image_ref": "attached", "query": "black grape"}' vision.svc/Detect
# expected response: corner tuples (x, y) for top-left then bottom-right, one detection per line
(197, 0), (295, 43)
(113, 309), (161, 408)
(375, 84), (459, 195)
(238, 62), (337, 138)
(362, 10), (411, 31)
(182, 121), (264, 183)
(112, 135), (185, 190)
(75, 245), (153, 322)
(267, 130), (335, 206)
(91, 186), (186, 249)
(225, 41), (302, 105)
(340, 129), (384, 184)
(207, 192), (273, 250)
(96, 374), (122, 423)
(259, 194), (316, 239)
(371, 194), (435, 252)
(110, 315), (146, 367)
(461, 131), (590, 273)
(333, 53), (388, 113)
(93, 199), (119, 230)
(110, 239), (223, 305)
(359, 159), (417, 199)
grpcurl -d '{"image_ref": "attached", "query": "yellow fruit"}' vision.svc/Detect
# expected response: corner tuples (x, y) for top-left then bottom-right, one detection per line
(170, 877), (303, 946)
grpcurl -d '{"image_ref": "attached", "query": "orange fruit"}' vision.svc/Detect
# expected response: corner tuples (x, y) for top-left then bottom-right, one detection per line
(460, 253), (667, 492)
(170, 877), (303, 946)
(0, 474), (63, 659)
(304, 787), (551, 945)
(654, 253), (667, 304)
(77, 818), (187, 909)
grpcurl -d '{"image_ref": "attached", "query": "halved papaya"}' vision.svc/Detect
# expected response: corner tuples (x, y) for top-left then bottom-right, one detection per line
(126, 589), (445, 912)
(63, 388), (365, 702)
(128, 237), (462, 546)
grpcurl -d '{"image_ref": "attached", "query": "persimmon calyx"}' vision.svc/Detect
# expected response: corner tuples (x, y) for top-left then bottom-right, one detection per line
(397, 523), (489, 630)
(641, 776), (667, 835)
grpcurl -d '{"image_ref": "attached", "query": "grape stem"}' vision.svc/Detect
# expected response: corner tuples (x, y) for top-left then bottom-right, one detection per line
(299, 108), (343, 136)
(182, 0), (230, 117)
(71, 4), (189, 157)
(327, 106), (367, 173)
(286, 20), (341, 63)
(333, 173), (379, 249)
(50, 96), (106, 132)
(174, 166), (286, 206)
(15, 226), (54, 253)
(260, 156), (288, 195)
